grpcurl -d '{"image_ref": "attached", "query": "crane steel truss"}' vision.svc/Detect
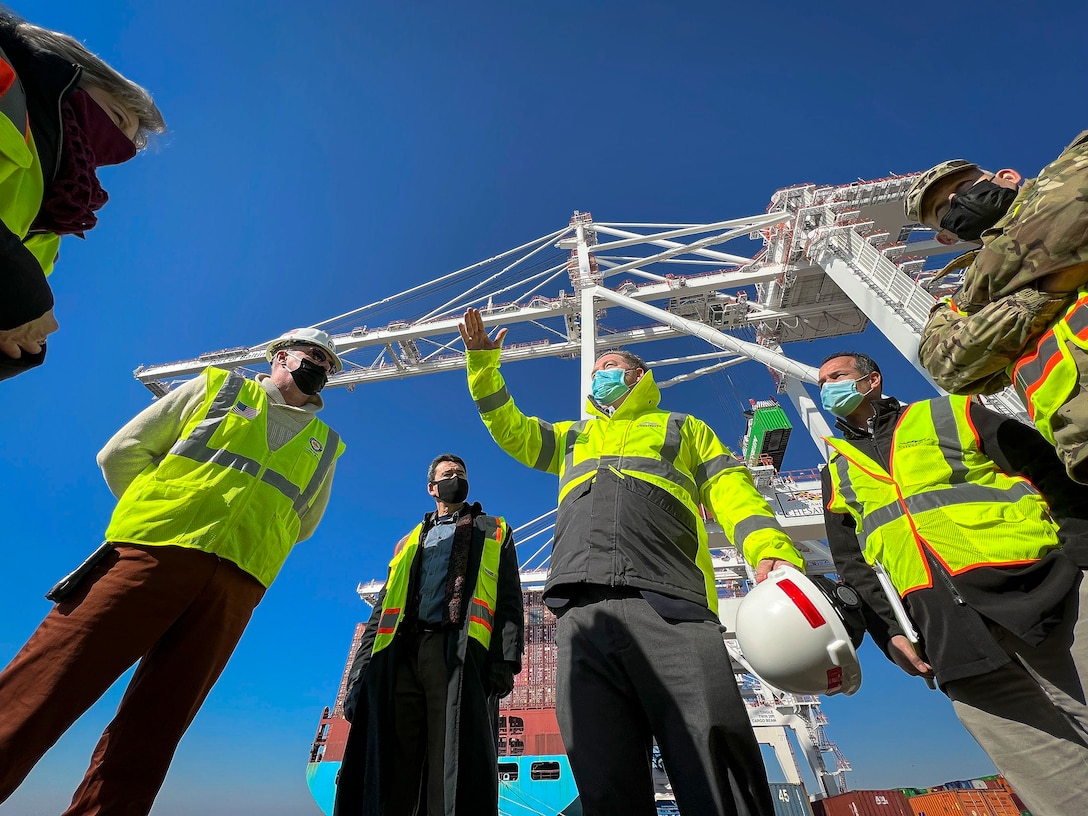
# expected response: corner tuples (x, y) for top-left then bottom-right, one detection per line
(134, 175), (1025, 426)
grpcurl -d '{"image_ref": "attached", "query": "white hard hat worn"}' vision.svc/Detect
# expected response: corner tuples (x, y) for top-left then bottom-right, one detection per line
(266, 328), (343, 373)
(735, 569), (864, 696)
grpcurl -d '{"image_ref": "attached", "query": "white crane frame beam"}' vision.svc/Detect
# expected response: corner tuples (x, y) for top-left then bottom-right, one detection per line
(134, 265), (793, 390)
(590, 286), (820, 384)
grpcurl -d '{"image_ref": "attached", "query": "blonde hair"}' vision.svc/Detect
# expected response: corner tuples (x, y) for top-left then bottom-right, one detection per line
(3, 13), (165, 148)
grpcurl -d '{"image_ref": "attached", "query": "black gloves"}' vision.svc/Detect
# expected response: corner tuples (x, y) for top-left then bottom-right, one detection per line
(343, 680), (362, 723)
(487, 661), (515, 699)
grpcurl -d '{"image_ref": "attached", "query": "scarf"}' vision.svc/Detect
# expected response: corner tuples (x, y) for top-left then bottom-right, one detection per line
(443, 507), (478, 626)
(31, 89), (135, 237)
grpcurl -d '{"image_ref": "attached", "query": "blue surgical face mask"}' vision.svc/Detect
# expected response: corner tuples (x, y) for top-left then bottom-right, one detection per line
(820, 375), (870, 417)
(591, 368), (632, 404)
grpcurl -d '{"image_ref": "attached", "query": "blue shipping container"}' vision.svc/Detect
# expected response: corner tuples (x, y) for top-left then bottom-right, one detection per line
(771, 783), (813, 816)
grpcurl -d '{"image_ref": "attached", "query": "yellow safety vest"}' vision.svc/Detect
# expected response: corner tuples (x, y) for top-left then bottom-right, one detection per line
(826, 396), (1060, 596)
(1012, 287), (1088, 444)
(372, 514), (506, 655)
(105, 367), (344, 586)
(0, 44), (61, 276)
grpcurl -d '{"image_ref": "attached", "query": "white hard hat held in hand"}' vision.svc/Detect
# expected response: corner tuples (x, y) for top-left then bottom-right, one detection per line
(735, 569), (865, 696)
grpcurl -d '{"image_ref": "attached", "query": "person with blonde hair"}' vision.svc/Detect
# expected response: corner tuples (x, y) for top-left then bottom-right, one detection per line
(0, 10), (165, 377)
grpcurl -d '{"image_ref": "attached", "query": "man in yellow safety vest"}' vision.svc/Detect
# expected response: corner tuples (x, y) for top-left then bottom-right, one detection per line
(819, 350), (1088, 816)
(335, 453), (524, 816)
(0, 327), (345, 815)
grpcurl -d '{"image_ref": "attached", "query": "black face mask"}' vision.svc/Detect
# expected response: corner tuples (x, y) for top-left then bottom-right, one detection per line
(287, 354), (328, 395)
(433, 476), (469, 504)
(938, 180), (1018, 241)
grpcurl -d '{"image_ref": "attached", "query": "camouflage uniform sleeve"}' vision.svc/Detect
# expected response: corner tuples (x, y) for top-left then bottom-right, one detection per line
(918, 289), (1073, 394)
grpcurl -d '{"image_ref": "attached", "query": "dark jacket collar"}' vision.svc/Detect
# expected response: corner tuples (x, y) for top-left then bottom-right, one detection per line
(0, 22), (82, 185)
(423, 501), (484, 529)
(833, 396), (903, 440)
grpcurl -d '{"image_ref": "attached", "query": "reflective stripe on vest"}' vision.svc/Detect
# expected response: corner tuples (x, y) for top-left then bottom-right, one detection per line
(468, 598), (494, 633)
(377, 607), (401, 635)
(557, 413), (696, 498)
(826, 395), (1060, 596)
(1012, 291), (1088, 424)
(371, 515), (506, 656)
(169, 373), (340, 514)
(104, 368), (343, 587)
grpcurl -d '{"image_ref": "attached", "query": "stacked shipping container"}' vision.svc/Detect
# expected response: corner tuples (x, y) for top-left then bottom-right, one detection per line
(500, 591), (558, 711)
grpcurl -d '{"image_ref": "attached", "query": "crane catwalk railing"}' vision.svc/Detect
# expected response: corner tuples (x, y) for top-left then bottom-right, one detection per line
(810, 227), (937, 333)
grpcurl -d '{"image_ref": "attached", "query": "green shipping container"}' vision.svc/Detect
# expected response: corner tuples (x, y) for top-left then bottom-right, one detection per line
(745, 401), (793, 471)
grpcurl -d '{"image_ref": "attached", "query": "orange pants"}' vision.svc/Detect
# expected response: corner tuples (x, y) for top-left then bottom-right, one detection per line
(0, 543), (265, 815)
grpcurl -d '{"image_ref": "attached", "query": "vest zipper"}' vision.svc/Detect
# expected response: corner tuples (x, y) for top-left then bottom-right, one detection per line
(921, 544), (966, 606)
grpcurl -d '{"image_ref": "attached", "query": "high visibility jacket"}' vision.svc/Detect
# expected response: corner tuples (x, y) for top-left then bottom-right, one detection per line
(371, 514), (507, 655)
(0, 36), (68, 329)
(105, 367), (344, 586)
(467, 349), (800, 612)
(825, 395), (1061, 597)
(1012, 287), (1088, 445)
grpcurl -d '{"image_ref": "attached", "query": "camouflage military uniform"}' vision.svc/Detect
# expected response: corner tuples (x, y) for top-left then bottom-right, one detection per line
(917, 131), (1088, 479)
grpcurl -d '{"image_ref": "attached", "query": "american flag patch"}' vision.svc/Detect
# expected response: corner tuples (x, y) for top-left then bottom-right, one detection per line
(231, 403), (259, 419)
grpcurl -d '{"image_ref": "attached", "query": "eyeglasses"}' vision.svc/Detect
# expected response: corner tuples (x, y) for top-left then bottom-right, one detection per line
(289, 346), (333, 374)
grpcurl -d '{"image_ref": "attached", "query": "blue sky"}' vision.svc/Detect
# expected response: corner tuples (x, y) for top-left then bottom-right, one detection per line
(3, 0), (1087, 813)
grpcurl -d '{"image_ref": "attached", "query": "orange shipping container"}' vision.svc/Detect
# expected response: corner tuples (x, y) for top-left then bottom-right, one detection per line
(907, 789), (1021, 816)
(977, 790), (1022, 816)
(908, 791), (968, 816)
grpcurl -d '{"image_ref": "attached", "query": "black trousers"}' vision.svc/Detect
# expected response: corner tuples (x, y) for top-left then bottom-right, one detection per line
(555, 595), (775, 816)
(387, 630), (449, 816)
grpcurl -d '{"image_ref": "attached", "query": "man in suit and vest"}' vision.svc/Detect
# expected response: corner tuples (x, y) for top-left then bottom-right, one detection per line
(0, 327), (345, 815)
(335, 453), (524, 816)
(459, 307), (803, 816)
(818, 350), (1088, 816)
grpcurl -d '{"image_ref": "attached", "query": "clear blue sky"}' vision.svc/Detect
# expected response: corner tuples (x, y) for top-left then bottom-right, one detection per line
(3, 1), (1087, 813)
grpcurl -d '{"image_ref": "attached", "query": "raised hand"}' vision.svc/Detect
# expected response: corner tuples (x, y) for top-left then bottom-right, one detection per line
(459, 308), (508, 351)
